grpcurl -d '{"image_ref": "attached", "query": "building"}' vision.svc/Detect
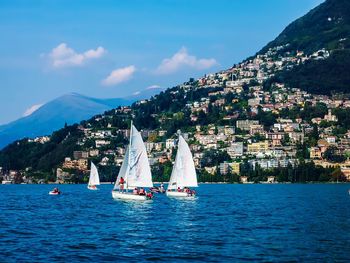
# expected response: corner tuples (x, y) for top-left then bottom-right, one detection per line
(248, 98), (261, 107)
(250, 124), (264, 135)
(227, 142), (244, 157)
(219, 162), (230, 175)
(34, 136), (50, 144)
(266, 132), (285, 146)
(236, 120), (259, 131)
(289, 132), (304, 144)
(166, 139), (176, 149)
(204, 166), (217, 175)
(219, 162), (240, 175)
(266, 176), (276, 183)
(89, 149), (99, 157)
(247, 141), (269, 154)
(310, 147), (322, 159)
(340, 167), (350, 181)
(324, 109), (338, 122)
(224, 126), (235, 135)
(95, 140), (111, 148)
(56, 168), (71, 183)
(144, 142), (154, 153)
(62, 158), (88, 170)
(73, 151), (89, 160)
(99, 157), (110, 166)
(230, 162), (240, 175)
(240, 176), (249, 183)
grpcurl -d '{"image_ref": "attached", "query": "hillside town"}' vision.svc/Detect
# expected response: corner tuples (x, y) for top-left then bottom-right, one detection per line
(1, 45), (350, 184)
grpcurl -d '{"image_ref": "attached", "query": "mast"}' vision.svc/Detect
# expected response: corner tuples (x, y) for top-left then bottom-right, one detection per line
(126, 120), (133, 191)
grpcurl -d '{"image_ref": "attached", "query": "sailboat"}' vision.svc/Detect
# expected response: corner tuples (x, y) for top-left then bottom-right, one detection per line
(112, 123), (154, 200)
(87, 162), (100, 190)
(166, 135), (198, 197)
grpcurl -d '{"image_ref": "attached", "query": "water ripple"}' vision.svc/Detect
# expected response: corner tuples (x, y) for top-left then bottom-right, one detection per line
(0, 184), (350, 262)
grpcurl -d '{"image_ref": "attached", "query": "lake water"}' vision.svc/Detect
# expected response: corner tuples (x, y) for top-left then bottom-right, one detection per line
(0, 184), (349, 262)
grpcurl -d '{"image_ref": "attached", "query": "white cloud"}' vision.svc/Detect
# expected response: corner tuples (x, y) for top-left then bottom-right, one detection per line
(48, 43), (106, 68)
(23, 104), (43, 117)
(146, 85), (161, 90)
(155, 47), (217, 74)
(101, 65), (136, 86)
(133, 91), (141, 95)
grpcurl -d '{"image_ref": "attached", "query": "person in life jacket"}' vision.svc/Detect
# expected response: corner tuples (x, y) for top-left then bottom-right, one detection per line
(139, 187), (146, 195)
(146, 192), (153, 199)
(133, 187), (139, 195)
(119, 177), (125, 193)
(160, 183), (165, 193)
(52, 187), (60, 194)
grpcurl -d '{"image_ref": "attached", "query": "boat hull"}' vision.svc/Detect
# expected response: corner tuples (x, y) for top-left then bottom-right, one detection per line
(49, 191), (60, 195)
(112, 191), (150, 201)
(87, 186), (99, 190)
(166, 191), (195, 198)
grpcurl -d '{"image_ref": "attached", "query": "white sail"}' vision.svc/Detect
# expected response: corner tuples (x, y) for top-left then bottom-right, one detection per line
(168, 135), (198, 190)
(113, 146), (129, 190)
(126, 125), (153, 188)
(88, 162), (100, 186)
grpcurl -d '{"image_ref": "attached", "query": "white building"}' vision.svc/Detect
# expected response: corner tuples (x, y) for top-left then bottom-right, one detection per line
(166, 139), (176, 149)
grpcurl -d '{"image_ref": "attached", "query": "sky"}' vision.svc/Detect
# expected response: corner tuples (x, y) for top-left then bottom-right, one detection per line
(0, 0), (324, 124)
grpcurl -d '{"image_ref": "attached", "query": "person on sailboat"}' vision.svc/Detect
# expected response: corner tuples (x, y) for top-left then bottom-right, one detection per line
(139, 187), (146, 196)
(119, 177), (125, 193)
(160, 183), (165, 193)
(133, 187), (139, 195)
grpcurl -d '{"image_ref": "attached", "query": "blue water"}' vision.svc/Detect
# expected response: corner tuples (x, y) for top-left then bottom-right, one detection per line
(0, 184), (349, 262)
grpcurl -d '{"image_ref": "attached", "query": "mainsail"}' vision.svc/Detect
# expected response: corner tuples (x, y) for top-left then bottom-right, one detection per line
(113, 125), (153, 190)
(113, 146), (129, 190)
(168, 135), (198, 190)
(88, 162), (100, 186)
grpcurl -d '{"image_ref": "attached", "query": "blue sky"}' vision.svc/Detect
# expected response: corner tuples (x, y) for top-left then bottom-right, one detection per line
(0, 0), (324, 124)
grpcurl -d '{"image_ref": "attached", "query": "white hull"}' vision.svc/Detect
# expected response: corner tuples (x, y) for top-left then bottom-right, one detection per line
(112, 191), (150, 201)
(166, 191), (195, 198)
(87, 186), (99, 190)
(49, 191), (60, 195)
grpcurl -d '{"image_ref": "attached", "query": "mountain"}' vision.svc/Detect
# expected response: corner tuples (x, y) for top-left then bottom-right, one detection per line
(0, 93), (132, 149)
(1, 0), (349, 175)
(273, 49), (350, 95)
(259, 0), (350, 95)
(260, 0), (350, 55)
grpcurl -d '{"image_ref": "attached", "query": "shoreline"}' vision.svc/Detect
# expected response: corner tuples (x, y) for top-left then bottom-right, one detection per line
(2, 182), (349, 185)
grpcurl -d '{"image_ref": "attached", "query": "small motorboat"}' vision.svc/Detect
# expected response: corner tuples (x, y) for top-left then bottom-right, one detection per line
(49, 188), (61, 195)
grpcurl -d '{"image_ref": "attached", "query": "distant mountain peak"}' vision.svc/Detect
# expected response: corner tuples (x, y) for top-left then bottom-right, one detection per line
(0, 94), (133, 149)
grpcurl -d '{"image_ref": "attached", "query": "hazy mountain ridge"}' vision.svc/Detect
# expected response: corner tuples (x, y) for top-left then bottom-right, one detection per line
(0, 93), (132, 149)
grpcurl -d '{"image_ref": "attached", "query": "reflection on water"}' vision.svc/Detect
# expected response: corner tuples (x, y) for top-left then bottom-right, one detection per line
(0, 184), (350, 262)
